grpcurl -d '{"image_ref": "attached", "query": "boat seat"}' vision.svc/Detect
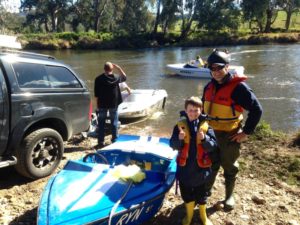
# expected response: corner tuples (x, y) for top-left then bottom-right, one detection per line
(127, 159), (169, 173)
(144, 170), (165, 182)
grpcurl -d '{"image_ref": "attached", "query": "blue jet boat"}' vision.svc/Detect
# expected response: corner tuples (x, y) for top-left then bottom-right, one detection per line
(37, 135), (177, 225)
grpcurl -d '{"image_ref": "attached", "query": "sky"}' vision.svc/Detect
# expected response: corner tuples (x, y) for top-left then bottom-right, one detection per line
(1, 0), (21, 13)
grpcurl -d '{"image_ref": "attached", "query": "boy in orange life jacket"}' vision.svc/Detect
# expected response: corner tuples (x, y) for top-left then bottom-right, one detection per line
(170, 96), (217, 225)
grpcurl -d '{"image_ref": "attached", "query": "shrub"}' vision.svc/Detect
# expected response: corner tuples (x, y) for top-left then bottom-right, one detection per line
(291, 130), (300, 147)
(76, 36), (102, 49)
(275, 34), (299, 43)
(252, 121), (277, 140)
(288, 158), (300, 172)
(55, 32), (80, 41)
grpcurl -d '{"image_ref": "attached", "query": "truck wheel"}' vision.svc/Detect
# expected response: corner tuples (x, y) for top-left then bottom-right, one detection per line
(15, 128), (64, 179)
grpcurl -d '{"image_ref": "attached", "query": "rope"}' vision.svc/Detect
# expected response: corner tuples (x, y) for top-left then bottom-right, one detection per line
(175, 178), (179, 195)
(108, 180), (133, 225)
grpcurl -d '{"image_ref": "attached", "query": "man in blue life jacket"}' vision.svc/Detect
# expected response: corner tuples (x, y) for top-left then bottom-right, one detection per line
(202, 49), (263, 210)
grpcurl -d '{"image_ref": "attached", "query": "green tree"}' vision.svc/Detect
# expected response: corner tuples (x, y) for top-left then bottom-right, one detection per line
(242, 0), (279, 33)
(160, 0), (178, 36)
(21, 0), (72, 32)
(70, 0), (124, 32)
(0, 0), (8, 32)
(265, 0), (278, 32)
(69, 0), (93, 31)
(195, 0), (240, 32)
(178, 0), (197, 40)
(152, 0), (162, 36)
(0, 0), (24, 33)
(103, 0), (125, 32)
(93, 0), (109, 32)
(120, 0), (151, 34)
(278, 0), (300, 30)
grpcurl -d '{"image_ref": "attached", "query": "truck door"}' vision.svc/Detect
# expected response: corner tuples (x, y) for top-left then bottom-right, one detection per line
(0, 67), (9, 154)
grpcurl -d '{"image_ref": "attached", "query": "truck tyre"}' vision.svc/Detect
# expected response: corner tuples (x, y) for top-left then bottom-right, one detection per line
(14, 128), (64, 179)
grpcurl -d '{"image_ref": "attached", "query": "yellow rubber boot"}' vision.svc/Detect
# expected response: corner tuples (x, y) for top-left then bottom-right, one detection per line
(182, 201), (195, 225)
(199, 204), (213, 225)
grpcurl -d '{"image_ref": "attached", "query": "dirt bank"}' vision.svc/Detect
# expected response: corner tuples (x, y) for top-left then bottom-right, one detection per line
(0, 128), (299, 225)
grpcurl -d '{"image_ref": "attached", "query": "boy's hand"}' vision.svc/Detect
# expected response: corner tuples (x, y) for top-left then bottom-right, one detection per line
(197, 128), (205, 141)
(178, 127), (185, 140)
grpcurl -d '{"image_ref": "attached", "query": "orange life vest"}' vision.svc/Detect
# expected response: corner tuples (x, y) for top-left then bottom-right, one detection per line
(176, 119), (212, 168)
(203, 74), (247, 131)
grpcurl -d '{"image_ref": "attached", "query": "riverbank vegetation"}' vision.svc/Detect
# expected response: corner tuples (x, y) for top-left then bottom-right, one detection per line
(243, 121), (300, 186)
(1, 0), (300, 49)
(18, 31), (300, 50)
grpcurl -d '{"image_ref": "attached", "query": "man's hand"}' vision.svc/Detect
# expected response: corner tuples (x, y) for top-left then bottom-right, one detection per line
(112, 63), (126, 77)
(178, 126), (185, 140)
(112, 63), (120, 70)
(230, 131), (248, 143)
(197, 128), (205, 141)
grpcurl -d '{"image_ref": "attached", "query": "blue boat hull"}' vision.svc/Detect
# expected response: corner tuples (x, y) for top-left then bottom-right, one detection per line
(87, 193), (165, 225)
(38, 135), (177, 225)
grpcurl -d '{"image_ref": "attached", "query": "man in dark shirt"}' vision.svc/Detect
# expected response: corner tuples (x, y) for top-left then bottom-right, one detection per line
(202, 49), (263, 210)
(94, 62), (127, 147)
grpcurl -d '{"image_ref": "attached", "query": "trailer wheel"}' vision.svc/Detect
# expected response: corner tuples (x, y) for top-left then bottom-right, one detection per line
(15, 128), (64, 179)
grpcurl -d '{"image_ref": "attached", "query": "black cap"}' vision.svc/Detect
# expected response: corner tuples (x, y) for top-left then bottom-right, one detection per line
(207, 49), (230, 67)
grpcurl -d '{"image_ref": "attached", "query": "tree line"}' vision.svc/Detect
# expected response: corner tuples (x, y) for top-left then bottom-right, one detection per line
(1, 0), (300, 38)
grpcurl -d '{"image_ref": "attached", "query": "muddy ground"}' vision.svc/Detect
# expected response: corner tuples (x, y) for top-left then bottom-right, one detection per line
(0, 128), (299, 225)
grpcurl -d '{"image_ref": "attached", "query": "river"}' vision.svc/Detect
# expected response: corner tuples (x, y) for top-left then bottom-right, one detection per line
(39, 44), (300, 136)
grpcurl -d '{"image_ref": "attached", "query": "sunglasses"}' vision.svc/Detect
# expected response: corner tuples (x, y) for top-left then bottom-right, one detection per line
(209, 65), (225, 71)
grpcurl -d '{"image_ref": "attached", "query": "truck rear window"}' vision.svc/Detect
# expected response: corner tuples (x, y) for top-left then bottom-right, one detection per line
(12, 62), (82, 89)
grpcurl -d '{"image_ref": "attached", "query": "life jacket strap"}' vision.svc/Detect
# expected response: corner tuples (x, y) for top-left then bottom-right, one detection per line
(206, 115), (239, 121)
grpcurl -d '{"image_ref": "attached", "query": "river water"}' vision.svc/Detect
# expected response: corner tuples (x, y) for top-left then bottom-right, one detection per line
(39, 44), (300, 136)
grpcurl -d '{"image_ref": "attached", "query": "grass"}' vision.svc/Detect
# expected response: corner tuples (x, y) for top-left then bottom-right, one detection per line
(242, 121), (300, 186)
(250, 120), (284, 141)
(238, 11), (300, 32)
(168, 10), (300, 33)
(277, 156), (300, 185)
(290, 130), (300, 147)
(272, 11), (300, 30)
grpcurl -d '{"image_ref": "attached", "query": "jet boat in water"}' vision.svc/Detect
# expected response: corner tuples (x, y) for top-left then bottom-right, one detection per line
(166, 63), (244, 78)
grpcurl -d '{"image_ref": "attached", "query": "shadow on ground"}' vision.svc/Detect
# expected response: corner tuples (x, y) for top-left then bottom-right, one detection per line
(143, 201), (221, 225)
(0, 167), (33, 189)
(9, 207), (37, 225)
(64, 146), (86, 153)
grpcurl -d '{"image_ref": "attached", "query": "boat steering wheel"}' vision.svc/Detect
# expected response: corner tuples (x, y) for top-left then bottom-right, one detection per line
(83, 152), (109, 164)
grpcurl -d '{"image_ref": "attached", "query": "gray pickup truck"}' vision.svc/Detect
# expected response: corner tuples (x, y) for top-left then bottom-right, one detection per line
(0, 49), (91, 179)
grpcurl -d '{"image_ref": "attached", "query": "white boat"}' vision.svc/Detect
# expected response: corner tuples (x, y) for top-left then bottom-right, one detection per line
(119, 89), (167, 119)
(84, 89), (167, 137)
(166, 63), (245, 79)
(0, 35), (22, 49)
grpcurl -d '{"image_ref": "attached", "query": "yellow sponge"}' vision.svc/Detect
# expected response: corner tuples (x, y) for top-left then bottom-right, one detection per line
(113, 164), (146, 183)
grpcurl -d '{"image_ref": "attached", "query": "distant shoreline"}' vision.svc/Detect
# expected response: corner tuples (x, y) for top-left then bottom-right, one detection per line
(18, 32), (300, 50)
